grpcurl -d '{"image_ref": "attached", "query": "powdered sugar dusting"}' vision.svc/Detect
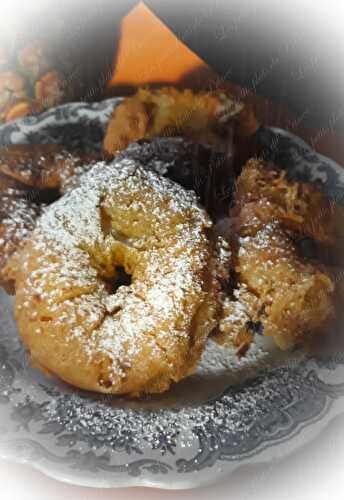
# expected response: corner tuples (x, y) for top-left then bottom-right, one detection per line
(0, 188), (42, 277)
(13, 157), (220, 394)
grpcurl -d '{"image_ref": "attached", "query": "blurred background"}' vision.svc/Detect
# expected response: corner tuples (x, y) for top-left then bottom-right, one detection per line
(0, 0), (343, 162)
(1, 1), (344, 498)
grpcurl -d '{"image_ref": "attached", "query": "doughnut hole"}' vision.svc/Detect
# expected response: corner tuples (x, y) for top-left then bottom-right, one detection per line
(85, 237), (139, 293)
(103, 266), (132, 295)
(7, 161), (221, 396)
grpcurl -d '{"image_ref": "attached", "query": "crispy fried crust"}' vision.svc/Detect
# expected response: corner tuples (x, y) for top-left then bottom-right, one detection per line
(216, 158), (335, 351)
(103, 87), (258, 161)
(0, 145), (102, 285)
(0, 187), (42, 292)
(0, 144), (101, 192)
(233, 158), (337, 244)
(5, 160), (225, 396)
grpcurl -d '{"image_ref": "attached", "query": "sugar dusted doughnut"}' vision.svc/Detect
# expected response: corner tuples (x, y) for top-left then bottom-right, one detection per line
(0, 144), (101, 194)
(5, 158), (224, 396)
(0, 187), (42, 291)
(0, 145), (103, 286)
(215, 159), (335, 352)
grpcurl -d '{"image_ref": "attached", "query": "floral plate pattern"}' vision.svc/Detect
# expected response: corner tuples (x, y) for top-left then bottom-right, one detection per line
(0, 99), (344, 489)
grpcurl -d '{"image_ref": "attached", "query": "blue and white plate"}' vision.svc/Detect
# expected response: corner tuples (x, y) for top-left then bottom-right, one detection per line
(0, 99), (344, 489)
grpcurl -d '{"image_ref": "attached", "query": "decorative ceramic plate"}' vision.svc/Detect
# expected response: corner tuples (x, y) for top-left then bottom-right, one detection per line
(0, 99), (344, 489)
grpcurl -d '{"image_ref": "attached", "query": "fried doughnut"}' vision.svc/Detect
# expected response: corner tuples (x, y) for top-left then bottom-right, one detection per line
(4, 159), (223, 396)
(103, 87), (258, 173)
(0, 137), (234, 286)
(233, 158), (337, 244)
(0, 187), (42, 292)
(0, 144), (101, 193)
(215, 158), (335, 351)
(0, 145), (102, 285)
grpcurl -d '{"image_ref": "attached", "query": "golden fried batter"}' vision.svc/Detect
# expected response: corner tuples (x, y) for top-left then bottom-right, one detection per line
(233, 158), (337, 244)
(0, 187), (42, 292)
(0, 145), (102, 286)
(0, 144), (100, 192)
(4, 159), (224, 396)
(216, 159), (335, 351)
(103, 87), (258, 157)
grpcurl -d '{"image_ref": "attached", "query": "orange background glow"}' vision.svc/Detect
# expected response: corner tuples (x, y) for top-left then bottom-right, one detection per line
(107, 2), (343, 165)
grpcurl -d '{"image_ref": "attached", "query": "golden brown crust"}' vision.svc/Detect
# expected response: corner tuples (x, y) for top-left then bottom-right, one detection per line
(0, 187), (42, 292)
(0, 144), (100, 191)
(0, 145), (102, 286)
(233, 158), (337, 244)
(6, 160), (224, 396)
(103, 87), (258, 157)
(216, 158), (335, 351)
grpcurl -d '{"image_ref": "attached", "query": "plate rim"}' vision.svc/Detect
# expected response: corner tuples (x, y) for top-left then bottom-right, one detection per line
(0, 99), (343, 489)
